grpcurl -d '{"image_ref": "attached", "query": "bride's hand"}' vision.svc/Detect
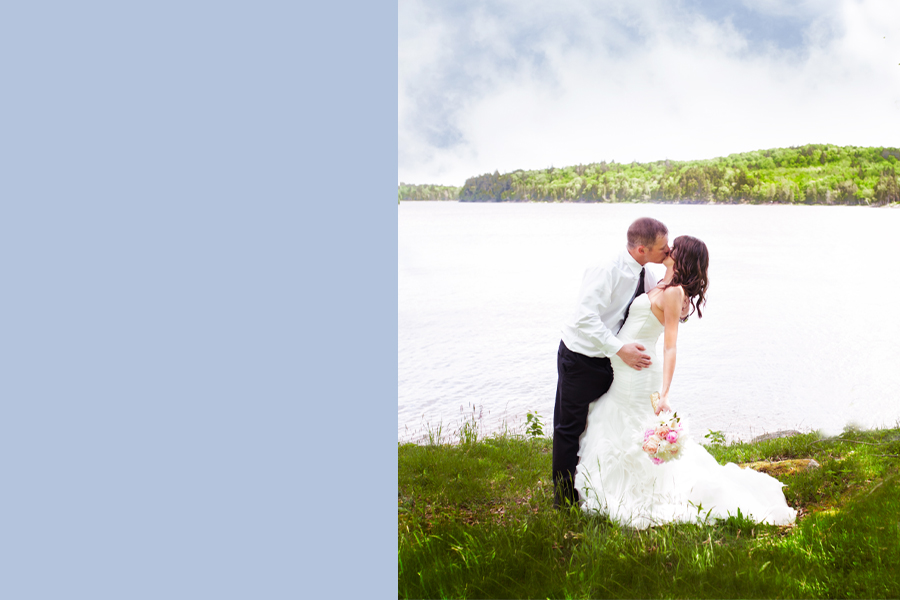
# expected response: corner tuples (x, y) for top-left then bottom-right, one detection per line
(655, 394), (673, 415)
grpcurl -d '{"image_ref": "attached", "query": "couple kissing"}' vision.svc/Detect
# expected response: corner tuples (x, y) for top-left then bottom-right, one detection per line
(552, 217), (795, 529)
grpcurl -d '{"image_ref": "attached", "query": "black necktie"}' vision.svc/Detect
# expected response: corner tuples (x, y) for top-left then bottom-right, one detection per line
(618, 267), (645, 334)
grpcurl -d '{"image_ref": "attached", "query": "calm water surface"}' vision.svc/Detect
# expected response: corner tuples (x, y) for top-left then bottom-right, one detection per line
(399, 201), (900, 443)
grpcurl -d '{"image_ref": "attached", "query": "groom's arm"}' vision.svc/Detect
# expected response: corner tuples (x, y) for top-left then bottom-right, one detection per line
(563, 265), (625, 357)
(562, 265), (652, 369)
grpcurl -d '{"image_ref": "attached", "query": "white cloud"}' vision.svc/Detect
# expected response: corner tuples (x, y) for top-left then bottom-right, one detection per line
(399, 0), (900, 186)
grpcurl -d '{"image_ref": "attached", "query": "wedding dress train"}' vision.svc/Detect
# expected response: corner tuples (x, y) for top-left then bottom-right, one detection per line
(573, 294), (797, 529)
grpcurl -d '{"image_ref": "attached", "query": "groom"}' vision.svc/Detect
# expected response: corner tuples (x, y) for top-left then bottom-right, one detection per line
(553, 217), (670, 509)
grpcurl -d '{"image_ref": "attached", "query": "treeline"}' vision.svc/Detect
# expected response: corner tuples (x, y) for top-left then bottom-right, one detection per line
(398, 182), (460, 201)
(455, 145), (900, 206)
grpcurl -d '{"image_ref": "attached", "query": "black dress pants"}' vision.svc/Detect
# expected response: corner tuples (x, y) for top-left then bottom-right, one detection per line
(552, 340), (614, 508)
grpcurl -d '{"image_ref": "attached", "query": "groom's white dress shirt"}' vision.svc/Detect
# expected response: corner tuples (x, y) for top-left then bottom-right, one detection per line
(561, 250), (663, 358)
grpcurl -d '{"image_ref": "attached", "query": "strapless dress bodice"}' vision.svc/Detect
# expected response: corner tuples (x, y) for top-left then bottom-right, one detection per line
(617, 293), (664, 347)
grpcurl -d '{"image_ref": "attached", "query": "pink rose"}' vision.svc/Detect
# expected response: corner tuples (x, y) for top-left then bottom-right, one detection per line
(642, 438), (659, 453)
(651, 457), (664, 465)
(655, 426), (669, 437)
(666, 431), (679, 444)
(644, 428), (655, 440)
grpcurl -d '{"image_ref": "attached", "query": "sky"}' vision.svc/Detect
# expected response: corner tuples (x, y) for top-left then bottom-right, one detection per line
(399, 0), (900, 186)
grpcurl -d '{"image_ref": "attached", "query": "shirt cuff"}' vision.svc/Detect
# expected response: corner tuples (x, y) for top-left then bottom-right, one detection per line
(607, 337), (625, 357)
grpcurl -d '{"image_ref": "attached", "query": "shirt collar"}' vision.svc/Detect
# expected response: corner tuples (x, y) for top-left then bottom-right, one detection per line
(621, 249), (644, 276)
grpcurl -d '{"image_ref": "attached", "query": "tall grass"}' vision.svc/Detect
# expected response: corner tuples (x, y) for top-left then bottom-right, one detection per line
(399, 425), (900, 598)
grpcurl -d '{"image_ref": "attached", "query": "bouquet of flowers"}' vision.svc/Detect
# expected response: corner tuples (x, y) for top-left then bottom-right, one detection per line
(642, 394), (687, 464)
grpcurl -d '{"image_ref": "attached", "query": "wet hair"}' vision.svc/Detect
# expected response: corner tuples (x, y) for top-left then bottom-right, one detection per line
(626, 217), (668, 249)
(664, 235), (709, 319)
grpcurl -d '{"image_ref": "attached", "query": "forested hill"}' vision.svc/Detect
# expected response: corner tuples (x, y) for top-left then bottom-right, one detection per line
(455, 145), (900, 205)
(398, 182), (460, 201)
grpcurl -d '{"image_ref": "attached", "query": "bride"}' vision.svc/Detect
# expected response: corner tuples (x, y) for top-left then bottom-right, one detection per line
(574, 235), (797, 529)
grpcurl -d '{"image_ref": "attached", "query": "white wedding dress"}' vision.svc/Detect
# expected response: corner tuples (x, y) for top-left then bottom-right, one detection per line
(573, 294), (797, 529)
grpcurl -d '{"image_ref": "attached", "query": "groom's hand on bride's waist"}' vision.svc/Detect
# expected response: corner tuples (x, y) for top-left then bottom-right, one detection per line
(616, 343), (651, 370)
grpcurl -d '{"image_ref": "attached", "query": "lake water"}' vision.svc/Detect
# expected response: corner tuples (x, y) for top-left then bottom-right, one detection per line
(399, 201), (900, 444)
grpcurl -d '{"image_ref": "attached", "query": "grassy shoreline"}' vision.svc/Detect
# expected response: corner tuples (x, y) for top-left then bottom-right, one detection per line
(399, 423), (900, 599)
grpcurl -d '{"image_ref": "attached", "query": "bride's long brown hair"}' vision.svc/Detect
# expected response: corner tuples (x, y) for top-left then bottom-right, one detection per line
(663, 235), (709, 319)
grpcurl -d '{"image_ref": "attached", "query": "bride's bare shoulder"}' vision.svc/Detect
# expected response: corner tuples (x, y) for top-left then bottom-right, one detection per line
(661, 284), (685, 299)
(660, 285), (685, 311)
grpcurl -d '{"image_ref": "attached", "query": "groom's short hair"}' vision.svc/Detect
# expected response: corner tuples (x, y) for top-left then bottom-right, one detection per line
(626, 217), (668, 248)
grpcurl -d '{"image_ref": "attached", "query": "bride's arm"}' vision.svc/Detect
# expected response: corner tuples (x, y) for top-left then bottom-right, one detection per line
(656, 285), (685, 414)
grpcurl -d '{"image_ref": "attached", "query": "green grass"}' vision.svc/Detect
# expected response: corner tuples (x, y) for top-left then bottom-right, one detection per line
(399, 424), (900, 599)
